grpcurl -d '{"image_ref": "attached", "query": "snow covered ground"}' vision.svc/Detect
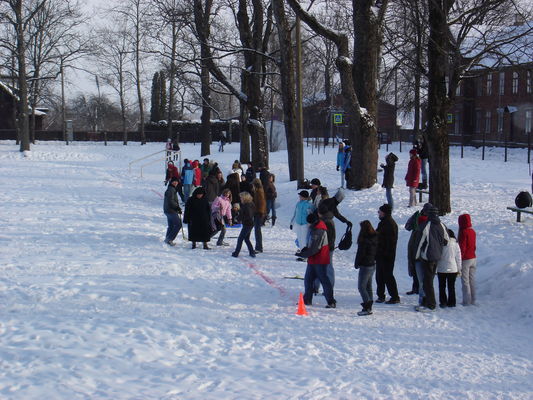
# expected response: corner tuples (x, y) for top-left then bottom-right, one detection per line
(0, 140), (532, 399)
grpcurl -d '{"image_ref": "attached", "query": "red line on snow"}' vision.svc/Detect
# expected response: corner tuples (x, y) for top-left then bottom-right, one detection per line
(151, 189), (164, 199)
(246, 262), (287, 297)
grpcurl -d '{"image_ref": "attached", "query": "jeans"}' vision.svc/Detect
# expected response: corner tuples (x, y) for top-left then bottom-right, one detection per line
(183, 184), (193, 201)
(415, 261), (425, 305)
(233, 225), (254, 256)
(461, 258), (477, 305)
(376, 258), (399, 300)
(216, 224), (227, 245)
(385, 187), (394, 209)
(304, 264), (335, 305)
(164, 212), (182, 242)
(314, 251), (335, 292)
(358, 265), (376, 304)
(438, 272), (457, 307)
(254, 215), (263, 251)
(266, 199), (276, 220)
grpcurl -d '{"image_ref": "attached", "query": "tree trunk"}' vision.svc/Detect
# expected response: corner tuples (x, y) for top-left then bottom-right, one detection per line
(426, 0), (451, 215)
(16, 0), (30, 152)
(273, 0), (302, 181)
(239, 99), (250, 163)
(199, 48), (211, 156)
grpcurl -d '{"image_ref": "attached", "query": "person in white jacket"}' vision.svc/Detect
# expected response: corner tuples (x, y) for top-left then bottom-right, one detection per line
(436, 229), (462, 307)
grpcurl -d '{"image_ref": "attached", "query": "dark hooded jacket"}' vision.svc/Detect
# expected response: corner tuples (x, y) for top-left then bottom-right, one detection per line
(376, 208), (398, 263)
(355, 232), (378, 267)
(183, 187), (211, 242)
(318, 189), (349, 251)
(414, 203), (446, 263)
(382, 153), (398, 189)
(204, 170), (221, 203)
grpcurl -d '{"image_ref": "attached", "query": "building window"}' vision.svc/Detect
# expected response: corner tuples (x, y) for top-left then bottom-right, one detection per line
(475, 109), (483, 133)
(526, 110), (532, 135)
(486, 73), (492, 95)
(497, 109), (504, 134)
(455, 112), (461, 135)
(476, 77), (483, 96)
(512, 71), (519, 94)
(485, 111), (491, 133)
(527, 70), (532, 94)
(499, 71), (505, 95)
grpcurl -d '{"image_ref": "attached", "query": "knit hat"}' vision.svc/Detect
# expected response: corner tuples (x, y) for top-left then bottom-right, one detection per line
(422, 202), (438, 217)
(379, 203), (392, 216)
(298, 190), (310, 198)
(310, 178), (321, 186)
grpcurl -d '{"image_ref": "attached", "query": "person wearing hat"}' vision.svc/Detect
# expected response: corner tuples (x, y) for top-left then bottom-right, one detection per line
(163, 177), (182, 246)
(405, 148), (421, 207)
(309, 178), (321, 207)
(290, 190), (315, 253)
(342, 140), (353, 189)
(183, 186), (212, 249)
(296, 213), (336, 308)
(336, 142), (346, 188)
(381, 152), (398, 209)
(413, 203), (447, 311)
(375, 203), (400, 304)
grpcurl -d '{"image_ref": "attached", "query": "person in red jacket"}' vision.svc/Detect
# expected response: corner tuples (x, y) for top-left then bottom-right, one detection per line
(405, 148), (422, 207)
(458, 213), (477, 306)
(297, 213), (337, 308)
(191, 160), (202, 189)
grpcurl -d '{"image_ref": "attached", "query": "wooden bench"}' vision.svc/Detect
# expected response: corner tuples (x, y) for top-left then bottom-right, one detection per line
(507, 206), (533, 222)
(416, 189), (430, 203)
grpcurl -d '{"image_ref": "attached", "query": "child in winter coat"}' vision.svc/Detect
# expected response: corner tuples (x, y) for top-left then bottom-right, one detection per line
(436, 229), (462, 307)
(290, 190), (315, 250)
(211, 189), (233, 246)
(354, 220), (378, 316)
(405, 149), (421, 207)
(297, 213), (336, 308)
(458, 213), (477, 306)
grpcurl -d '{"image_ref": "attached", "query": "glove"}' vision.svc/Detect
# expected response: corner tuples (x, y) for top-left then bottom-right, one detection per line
(290, 224), (293, 230)
(336, 166), (339, 171)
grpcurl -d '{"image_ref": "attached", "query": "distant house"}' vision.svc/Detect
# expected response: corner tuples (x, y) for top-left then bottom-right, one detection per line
(302, 94), (398, 142)
(0, 81), (46, 130)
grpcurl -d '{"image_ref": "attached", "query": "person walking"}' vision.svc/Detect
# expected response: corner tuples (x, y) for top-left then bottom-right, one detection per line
(264, 173), (277, 226)
(163, 177), (182, 246)
(232, 192), (256, 258)
(405, 149), (421, 207)
(336, 141), (346, 188)
(437, 229), (462, 308)
(251, 178), (266, 253)
(458, 213), (477, 306)
(211, 189), (233, 246)
(375, 204), (400, 304)
(413, 203), (447, 312)
(381, 152), (398, 209)
(183, 187), (212, 250)
(354, 220), (378, 316)
(297, 213), (336, 308)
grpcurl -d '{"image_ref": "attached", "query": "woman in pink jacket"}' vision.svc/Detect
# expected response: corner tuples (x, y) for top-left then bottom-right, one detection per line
(405, 149), (421, 207)
(211, 189), (233, 246)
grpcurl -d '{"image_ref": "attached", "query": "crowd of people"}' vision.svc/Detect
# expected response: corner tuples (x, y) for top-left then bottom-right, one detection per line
(162, 138), (477, 316)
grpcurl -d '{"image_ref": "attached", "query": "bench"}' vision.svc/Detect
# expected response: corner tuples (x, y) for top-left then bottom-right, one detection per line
(416, 189), (430, 203)
(507, 206), (533, 222)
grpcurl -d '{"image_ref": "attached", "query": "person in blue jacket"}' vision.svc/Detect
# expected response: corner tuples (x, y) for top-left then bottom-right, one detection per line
(181, 159), (194, 201)
(342, 139), (353, 189)
(336, 141), (346, 188)
(290, 190), (315, 252)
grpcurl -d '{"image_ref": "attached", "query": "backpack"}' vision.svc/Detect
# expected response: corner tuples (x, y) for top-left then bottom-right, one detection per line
(515, 191), (532, 209)
(337, 225), (352, 250)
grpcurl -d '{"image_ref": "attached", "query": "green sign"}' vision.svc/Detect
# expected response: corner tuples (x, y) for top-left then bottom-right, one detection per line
(447, 113), (453, 124)
(333, 113), (343, 124)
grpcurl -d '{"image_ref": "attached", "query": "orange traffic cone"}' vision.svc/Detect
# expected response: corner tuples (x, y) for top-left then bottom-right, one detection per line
(296, 292), (308, 316)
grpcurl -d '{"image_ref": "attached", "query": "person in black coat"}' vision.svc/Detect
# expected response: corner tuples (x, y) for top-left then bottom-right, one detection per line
(381, 152), (398, 209)
(354, 220), (378, 316)
(183, 187), (212, 249)
(232, 192), (256, 258)
(223, 172), (241, 205)
(375, 203), (400, 304)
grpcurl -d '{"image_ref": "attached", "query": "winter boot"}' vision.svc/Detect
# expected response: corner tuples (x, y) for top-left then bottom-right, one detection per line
(203, 242), (210, 250)
(192, 242), (196, 249)
(271, 216), (277, 226)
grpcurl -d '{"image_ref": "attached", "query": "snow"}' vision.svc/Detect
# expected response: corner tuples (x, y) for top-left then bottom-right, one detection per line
(1, 140), (532, 399)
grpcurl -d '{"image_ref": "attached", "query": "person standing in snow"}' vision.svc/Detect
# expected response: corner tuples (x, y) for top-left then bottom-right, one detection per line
(375, 203), (400, 304)
(415, 136), (429, 189)
(251, 178), (266, 253)
(413, 203), (447, 312)
(309, 178), (321, 208)
(297, 213), (336, 308)
(437, 229), (462, 308)
(336, 141), (346, 188)
(204, 168), (222, 204)
(200, 158), (211, 182)
(405, 210), (423, 296)
(405, 148), (421, 207)
(290, 190), (315, 252)
(232, 192), (256, 258)
(342, 139), (353, 189)
(183, 187), (212, 250)
(223, 172), (241, 206)
(163, 177), (182, 246)
(354, 220), (378, 316)
(381, 152), (398, 209)
(264, 173), (277, 226)
(458, 213), (477, 306)
(181, 159), (194, 201)
(211, 189), (233, 246)
(244, 162), (255, 183)
(191, 160), (202, 192)
(230, 160), (243, 180)
(317, 188), (352, 289)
